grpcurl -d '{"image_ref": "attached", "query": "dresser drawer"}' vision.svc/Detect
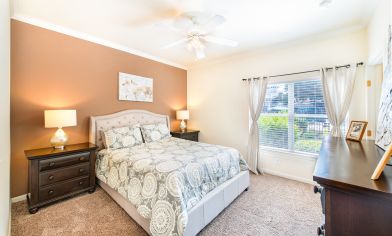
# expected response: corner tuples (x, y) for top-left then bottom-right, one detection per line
(39, 163), (90, 187)
(39, 152), (90, 171)
(39, 176), (90, 202)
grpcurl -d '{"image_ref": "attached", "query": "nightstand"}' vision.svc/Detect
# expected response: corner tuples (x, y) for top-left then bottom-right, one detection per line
(170, 130), (200, 142)
(25, 143), (98, 214)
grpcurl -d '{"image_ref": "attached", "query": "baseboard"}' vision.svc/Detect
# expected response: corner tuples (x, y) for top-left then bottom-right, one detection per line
(263, 169), (316, 185)
(11, 194), (26, 203)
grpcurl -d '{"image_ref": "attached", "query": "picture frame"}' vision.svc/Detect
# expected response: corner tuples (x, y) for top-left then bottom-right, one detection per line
(346, 120), (368, 142)
(118, 72), (153, 102)
(371, 144), (392, 180)
(376, 25), (392, 151)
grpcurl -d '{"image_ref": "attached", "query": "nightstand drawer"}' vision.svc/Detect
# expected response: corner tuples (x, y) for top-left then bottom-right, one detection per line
(39, 163), (90, 187)
(39, 152), (90, 171)
(182, 132), (198, 141)
(170, 130), (199, 142)
(39, 176), (90, 202)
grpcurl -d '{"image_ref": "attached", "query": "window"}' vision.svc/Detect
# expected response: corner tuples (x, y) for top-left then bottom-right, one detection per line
(259, 79), (330, 154)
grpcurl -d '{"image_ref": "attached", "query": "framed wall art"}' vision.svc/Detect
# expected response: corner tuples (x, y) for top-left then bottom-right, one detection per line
(119, 72), (153, 102)
(376, 25), (392, 150)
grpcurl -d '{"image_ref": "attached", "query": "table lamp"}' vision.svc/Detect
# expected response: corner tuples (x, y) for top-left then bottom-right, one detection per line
(44, 110), (77, 149)
(176, 110), (189, 132)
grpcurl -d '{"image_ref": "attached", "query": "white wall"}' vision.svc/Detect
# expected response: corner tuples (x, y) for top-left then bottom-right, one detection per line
(365, 0), (391, 139)
(367, 0), (391, 65)
(188, 29), (368, 183)
(0, 0), (11, 235)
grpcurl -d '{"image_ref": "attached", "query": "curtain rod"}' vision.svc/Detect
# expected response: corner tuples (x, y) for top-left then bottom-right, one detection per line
(242, 62), (364, 81)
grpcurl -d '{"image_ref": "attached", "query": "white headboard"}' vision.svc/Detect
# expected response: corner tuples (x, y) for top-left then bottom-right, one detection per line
(89, 109), (170, 149)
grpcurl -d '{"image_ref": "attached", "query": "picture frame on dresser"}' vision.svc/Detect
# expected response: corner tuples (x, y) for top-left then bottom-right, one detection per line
(346, 120), (368, 142)
(371, 144), (392, 180)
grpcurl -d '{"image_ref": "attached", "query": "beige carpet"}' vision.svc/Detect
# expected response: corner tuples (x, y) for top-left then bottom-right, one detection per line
(12, 174), (323, 236)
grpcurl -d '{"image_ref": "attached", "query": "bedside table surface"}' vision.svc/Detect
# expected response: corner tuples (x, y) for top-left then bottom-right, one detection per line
(25, 142), (97, 160)
(170, 129), (200, 134)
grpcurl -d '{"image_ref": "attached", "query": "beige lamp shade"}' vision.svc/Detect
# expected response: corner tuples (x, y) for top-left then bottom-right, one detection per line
(176, 110), (189, 120)
(44, 110), (77, 128)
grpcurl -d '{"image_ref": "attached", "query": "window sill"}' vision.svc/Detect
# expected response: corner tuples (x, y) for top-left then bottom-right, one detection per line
(259, 146), (318, 160)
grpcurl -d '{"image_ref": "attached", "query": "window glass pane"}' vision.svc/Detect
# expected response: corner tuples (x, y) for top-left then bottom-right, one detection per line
(294, 116), (330, 153)
(259, 114), (289, 149)
(293, 79), (328, 153)
(294, 80), (326, 115)
(263, 84), (288, 114)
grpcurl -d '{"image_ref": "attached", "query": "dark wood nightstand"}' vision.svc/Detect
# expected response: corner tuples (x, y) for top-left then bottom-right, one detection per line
(170, 130), (200, 142)
(25, 143), (98, 214)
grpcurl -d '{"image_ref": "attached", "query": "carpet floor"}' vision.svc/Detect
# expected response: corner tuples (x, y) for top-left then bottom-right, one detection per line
(11, 174), (323, 236)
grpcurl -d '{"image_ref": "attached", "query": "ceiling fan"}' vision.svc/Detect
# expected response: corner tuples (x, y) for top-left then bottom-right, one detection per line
(161, 11), (238, 60)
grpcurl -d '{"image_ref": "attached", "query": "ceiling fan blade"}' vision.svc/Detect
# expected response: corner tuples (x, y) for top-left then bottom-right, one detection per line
(161, 38), (190, 49)
(173, 16), (195, 30)
(195, 47), (206, 60)
(202, 15), (226, 33)
(204, 35), (238, 47)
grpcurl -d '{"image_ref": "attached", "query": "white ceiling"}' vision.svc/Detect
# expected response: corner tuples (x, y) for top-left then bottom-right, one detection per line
(12, 0), (380, 68)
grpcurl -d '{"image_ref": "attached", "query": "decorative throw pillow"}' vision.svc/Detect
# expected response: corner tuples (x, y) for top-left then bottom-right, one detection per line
(103, 126), (143, 150)
(141, 123), (170, 143)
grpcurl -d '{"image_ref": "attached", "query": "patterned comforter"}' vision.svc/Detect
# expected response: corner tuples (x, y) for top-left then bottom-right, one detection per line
(96, 137), (248, 236)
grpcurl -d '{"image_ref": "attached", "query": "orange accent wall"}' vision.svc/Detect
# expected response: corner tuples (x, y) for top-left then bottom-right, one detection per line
(11, 20), (187, 197)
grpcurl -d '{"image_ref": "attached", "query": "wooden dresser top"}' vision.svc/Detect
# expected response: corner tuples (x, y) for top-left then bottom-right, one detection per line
(25, 143), (97, 160)
(313, 137), (392, 196)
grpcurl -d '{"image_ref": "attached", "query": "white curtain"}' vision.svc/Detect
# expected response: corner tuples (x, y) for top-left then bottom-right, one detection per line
(247, 78), (269, 174)
(321, 64), (357, 137)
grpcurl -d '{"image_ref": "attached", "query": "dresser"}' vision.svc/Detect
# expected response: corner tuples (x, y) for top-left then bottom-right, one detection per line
(313, 137), (392, 236)
(25, 143), (98, 214)
(170, 130), (199, 142)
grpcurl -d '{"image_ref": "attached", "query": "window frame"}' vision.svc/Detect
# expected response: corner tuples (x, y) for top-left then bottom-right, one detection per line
(258, 76), (330, 156)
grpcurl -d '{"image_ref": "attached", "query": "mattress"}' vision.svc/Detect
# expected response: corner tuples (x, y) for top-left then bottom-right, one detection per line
(96, 137), (248, 236)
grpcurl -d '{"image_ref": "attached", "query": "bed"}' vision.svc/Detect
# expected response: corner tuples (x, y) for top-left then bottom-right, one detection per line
(89, 110), (250, 236)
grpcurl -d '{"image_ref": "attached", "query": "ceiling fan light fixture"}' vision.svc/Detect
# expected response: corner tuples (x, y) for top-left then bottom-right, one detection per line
(160, 11), (238, 60)
(195, 47), (206, 60)
(187, 37), (204, 49)
(187, 36), (206, 60)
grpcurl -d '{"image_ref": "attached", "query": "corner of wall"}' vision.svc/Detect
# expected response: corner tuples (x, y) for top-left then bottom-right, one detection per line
(1, 0), (11, 234)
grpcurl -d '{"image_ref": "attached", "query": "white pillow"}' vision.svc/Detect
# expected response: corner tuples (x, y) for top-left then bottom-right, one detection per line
(141, 123), (170, 143)
(103, 126), (143, 150)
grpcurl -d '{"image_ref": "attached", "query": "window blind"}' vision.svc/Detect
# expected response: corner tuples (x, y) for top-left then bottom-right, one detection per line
(259, 79), (330, 154)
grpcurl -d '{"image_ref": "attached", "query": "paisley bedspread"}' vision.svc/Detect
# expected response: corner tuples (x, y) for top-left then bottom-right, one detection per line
(96, 137), (248, 236)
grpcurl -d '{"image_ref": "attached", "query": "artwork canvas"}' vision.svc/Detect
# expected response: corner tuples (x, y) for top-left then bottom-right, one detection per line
(376, 25), (392, 150)
(119, 72), (153, 102)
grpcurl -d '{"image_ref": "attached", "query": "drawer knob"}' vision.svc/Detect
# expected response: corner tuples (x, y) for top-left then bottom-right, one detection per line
(49, 162), (55, 167)
(79, 157), (85, 161)
(314, 186), (323, 194)
(317, 225), (325, 235)
(79, 168), (85, 173)
(48, 190), (54, 195)
(79, 181), (84, 185)
(48, 175), (54, 180)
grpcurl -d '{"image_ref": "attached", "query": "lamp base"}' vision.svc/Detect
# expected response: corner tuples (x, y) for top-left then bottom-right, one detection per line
(53, 145), (65, 150)
(50, 128), (68, 149)
(180, 120), (186, 132)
